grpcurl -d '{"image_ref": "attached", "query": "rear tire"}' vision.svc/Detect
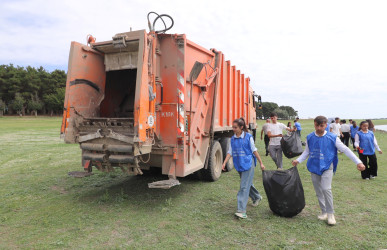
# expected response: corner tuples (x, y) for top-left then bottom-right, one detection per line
(220, 137), (233, 172)
(201, 140), (223, 181)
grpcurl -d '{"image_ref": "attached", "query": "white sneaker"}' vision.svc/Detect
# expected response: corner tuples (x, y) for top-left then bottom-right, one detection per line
(252, 197), (262, 207)
(365, 178), (370, 180)
(370, 175), (376, 179)
(317, 213), (328, 220)
(327, 214), (336, 225)
(235, 212), (247, 219)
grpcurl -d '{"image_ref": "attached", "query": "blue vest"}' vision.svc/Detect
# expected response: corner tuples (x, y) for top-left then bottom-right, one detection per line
(231, 132), (257, 172)
(295, 122), (302, 131)
(357, 130), (375, 155)
(350, 125), (358, 138)
(306, 132), (338, 176)
(325, 123), (330, 132)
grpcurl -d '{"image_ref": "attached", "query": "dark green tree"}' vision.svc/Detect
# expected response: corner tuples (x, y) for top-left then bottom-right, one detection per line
(274, 108), (289, 120)
(11, 93), (25, 116)
(0, 64), (67, 115)
(279, 105), (298, 119)
(261, 102), (279, 119)
(0, 99), (4, 117)
(44, 87), (65, 116)
(255, 101), (299, 120)
(28, 93), (43, 117)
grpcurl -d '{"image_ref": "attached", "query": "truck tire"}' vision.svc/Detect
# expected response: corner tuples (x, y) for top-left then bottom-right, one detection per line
(220, 137), (233, 172)
(201, 140), (223, 181)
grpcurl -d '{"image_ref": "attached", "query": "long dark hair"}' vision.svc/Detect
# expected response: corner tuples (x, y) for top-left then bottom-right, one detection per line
(233, 117), (248, 132)
(366, 119), (374, 130)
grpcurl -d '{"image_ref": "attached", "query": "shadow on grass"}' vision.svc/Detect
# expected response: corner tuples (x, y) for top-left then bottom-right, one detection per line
(68, 168), (211, 210)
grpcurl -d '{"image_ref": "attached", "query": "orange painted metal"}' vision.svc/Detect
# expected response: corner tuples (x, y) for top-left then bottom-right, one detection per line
(61, 30), (257, 178)
(60, 42), (106, 143)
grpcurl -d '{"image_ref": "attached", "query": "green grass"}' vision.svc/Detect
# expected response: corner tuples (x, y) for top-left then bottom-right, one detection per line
(0, 116), (386, 249)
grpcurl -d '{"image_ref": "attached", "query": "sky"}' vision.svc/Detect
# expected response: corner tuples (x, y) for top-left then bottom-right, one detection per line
(1, 0), (387, 119)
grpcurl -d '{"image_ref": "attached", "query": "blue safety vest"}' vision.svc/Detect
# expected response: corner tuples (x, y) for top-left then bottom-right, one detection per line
(231, 132), (257, 172)
(306, 132), (338, 176)
(350, 125), (358, 138)
(325, 123), (330, 132)
(357, 130), (375, 155)
(295, 122), (302, 131)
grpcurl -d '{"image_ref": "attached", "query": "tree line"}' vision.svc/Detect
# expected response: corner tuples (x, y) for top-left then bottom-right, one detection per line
(256, 102), (298, 120)
(0, 64), (66, 116)
(0, 64), (298, 120)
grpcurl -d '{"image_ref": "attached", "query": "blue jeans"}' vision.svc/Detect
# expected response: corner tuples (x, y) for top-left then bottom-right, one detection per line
(237, 163), (262, 213)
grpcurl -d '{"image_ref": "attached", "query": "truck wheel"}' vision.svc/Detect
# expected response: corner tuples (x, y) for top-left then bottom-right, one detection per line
(201, 140), (223, 181)
(220, 137), (233, 172)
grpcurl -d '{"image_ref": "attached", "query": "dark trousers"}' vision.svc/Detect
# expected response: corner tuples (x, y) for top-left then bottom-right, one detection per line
(350, 137), (356, 150)
(264, 135), (270, 155)
(342, 132), (350, 147)
(359, 153), (378, 179)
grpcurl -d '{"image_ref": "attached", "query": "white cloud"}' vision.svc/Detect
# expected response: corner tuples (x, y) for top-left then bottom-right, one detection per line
(1, 0), (386, 119)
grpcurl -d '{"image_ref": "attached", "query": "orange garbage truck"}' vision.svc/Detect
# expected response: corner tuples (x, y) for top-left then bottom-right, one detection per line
(61, 13), (261, 188)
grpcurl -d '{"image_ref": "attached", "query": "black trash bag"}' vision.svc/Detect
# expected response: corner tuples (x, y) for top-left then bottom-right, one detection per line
(262, 166), (305, 217)
(281, 132), (303, 159)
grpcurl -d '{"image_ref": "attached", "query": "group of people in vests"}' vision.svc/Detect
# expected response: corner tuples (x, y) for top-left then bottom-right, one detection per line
(221, 115), (382, 226)
(328, 117), (382, 180)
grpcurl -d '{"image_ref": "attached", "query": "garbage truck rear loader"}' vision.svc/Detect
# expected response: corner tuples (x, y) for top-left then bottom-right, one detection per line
(61, 16), (261, 187)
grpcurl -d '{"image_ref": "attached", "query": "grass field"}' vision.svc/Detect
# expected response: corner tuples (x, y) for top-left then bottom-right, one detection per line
(0, 116), (386, 249)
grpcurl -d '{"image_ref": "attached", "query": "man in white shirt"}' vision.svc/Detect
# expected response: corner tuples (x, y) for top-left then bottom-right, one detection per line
(267, 112), (293, 169)
(260, 119), (271, 156)
(340, 120), (351, 147)
(330, 117), (343, 138)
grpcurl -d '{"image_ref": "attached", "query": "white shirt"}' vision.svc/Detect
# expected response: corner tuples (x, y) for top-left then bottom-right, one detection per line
(296, 131), (362, 164)
(341, 124), (350, 133)
(330, 123), (341, 136)
(267, 123), (288, 146)
(354, 130), (381, 151)
(261, 123), (270, 135)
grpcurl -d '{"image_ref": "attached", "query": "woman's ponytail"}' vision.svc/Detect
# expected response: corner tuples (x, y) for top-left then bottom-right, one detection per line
(233, 117), (248, 132)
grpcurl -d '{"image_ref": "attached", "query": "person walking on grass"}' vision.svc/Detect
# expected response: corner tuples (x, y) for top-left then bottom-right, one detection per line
(292, 116), (365, 226)
(350, 121), (358, 151)
(222, 118), (265, 219)
(330, 117), (343, 139)
(340, 120), (350, 147)
(260, 118), (271, 156)
(354, 121), (382, 180)
(267, 112), (293, 169)
(294, 117), (302, 138)
(287, 121), (295, 136)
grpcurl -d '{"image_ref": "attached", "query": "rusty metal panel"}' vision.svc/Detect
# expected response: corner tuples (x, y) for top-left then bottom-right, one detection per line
(157, 35), (179, 146)
(61, 42), (106, 143)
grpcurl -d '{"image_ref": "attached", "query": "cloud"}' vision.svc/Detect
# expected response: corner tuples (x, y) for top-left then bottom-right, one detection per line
(1, 0), (387, 118)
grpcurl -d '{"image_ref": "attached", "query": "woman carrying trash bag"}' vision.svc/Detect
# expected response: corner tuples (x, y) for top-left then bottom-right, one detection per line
(222, 118), (265, 219)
